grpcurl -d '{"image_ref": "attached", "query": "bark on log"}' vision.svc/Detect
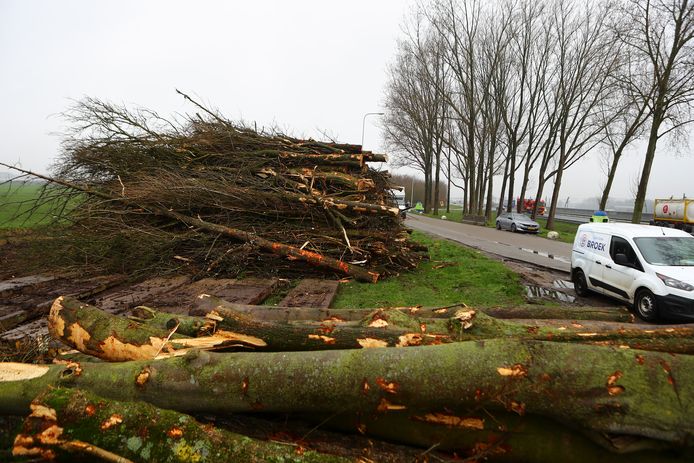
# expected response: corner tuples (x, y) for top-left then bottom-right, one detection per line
(1, 164), (380, 283)
(192, 296), (634, 323)
(53, 296), (468, 358)
(13, 387), (350, 462)
(48, 297), (268, 361)
(187, 297), (694, 354)
(318, 412), (692, 462)
(53, 295), (694, 361)
(2, 340), (694, 444)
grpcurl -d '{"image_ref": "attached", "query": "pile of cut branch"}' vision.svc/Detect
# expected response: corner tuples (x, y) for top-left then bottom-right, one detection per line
(1, 92), (424, 281)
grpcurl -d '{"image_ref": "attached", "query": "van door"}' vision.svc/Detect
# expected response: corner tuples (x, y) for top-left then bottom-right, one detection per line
(575, 230), (611, 293)
(602, 236), (642, 301)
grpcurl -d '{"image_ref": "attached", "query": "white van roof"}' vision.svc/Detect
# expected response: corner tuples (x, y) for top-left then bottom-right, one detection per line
(577, 223), (691, 239)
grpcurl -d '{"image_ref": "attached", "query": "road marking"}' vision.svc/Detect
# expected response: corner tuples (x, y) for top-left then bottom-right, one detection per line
(518, 247), (571, 264)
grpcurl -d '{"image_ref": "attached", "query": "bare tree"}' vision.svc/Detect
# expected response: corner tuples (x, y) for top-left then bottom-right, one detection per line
(620, 0), (694, 223)
(496, 0), (549, 214)
(534, 0), (621, 229)
(383, 14), (448, 213)
(597, 93), (651, 210)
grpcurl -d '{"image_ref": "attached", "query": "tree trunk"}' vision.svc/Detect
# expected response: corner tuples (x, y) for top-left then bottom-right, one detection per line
(506, 143), (518, 213)
(446, 149), (451, 213)
(49, 297), (477, 360)
(4, 339), (694, 444)
(433, 150), (441, 215)
(545, 159), (565, 230)
(599, 146), (625, 211)
(531, 178), (546, 221)
(52, 296), (694, 362)
(632, 113), (663, 223)
(13, 387), (348, 463)
(320, 411), (692, 462)
(497, 152), (510, 217)
(187, 298), (633, 323)
(485, 147), (494, 222)
(518, 166), (531, 214)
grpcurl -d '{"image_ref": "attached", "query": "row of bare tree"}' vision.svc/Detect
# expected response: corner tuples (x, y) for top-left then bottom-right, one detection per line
(383, 0), (694, 225)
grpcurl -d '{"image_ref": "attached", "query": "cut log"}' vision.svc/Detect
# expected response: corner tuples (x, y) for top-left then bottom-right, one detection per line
(319, 411), (692, 462)
(193, 296), (634, 323)
(52, 294), (693, 357)
(48, 297), (267, 361)
(2, 339), (694, 444)
(188, 297), (694, 354)
(53, 296), (467, 357)
(14, 387), (350, 462)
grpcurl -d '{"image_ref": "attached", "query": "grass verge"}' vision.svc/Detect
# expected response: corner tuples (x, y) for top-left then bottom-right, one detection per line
(333, 231), (526, 309)
(423, 209), (578, 244)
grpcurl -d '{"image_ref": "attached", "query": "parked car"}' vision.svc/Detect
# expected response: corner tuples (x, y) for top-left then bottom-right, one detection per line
(571, 223), (694, 322)
(496, 212), (540, 233)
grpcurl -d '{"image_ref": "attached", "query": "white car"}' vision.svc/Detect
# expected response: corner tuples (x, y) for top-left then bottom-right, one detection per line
(571, 223), (694, 321)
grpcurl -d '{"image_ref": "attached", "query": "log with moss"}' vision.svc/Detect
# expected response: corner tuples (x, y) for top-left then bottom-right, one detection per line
(127, 298), (694, 355)
(191, 295), (635, 322)
(2, 339), (694, 447)
(317, 411), (693, 462)
(48, 296), (694, 363)
(12, 387), (350, 462)
(49, 296), (472, 360)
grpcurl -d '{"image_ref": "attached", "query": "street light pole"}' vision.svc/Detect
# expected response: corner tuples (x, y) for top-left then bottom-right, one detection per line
(410, 175), (415, 205)
(361, 112), (384, 148)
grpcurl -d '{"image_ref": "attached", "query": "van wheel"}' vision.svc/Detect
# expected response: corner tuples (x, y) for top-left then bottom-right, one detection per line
(634, 289), (659, 322)
(573, 270), (589, 297)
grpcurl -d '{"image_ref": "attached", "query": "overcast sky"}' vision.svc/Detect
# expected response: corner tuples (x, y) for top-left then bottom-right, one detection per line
(1, 0), (691, 206)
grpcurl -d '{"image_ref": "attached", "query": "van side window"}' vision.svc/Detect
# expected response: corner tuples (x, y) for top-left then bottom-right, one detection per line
(610, 236), (642, 270)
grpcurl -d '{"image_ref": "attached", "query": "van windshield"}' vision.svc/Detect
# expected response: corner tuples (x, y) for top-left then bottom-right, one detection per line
(633, 237), (694, 266)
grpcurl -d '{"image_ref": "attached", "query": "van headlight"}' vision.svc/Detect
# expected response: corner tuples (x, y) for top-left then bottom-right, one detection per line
(656, 273), (694, 291)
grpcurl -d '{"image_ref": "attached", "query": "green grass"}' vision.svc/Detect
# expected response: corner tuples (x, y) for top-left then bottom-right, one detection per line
(0, 182), (55, 229)
(423, 209), (578, 244)
(333, 231), (526, 309)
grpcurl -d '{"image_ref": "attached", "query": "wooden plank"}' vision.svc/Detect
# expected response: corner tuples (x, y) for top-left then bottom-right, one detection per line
(208, 278), (280, 305)
(93, 276), (191, 314)
(0, 275), (128, 334)
(0, 275), (57, 297)
(279, 279), (339, 308)
(131, 278), (280, 315)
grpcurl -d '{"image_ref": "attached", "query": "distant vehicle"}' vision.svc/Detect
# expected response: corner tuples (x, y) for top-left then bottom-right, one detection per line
(571, 223), (694, 322)
(590, 210), (609, 223)
(496, 212), (540, 233)
(389, 188), (409, 219)
(652, 198), (693, 233)
(518, 198), (545, 215)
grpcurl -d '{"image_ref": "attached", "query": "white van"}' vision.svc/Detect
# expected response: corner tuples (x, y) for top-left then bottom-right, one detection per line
(571, 223), (694, 321)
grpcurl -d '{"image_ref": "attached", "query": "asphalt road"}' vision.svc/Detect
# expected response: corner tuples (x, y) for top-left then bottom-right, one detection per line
(406, 214), (573, 273)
